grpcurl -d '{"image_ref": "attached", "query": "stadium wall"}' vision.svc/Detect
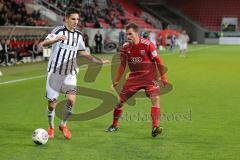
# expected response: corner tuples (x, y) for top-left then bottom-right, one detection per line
(219, 37), (240, 45)
(139, 3), (206, 44)
(0, 26), (51, 39)
(163, 5), (206, 44)
(0, 26), (122, 53)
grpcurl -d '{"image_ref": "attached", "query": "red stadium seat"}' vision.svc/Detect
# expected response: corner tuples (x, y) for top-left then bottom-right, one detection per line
(85, 22), (95, 28)
(167, 0), (240, 31)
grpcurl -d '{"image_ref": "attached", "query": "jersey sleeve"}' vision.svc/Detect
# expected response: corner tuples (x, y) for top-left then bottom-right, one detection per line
(77, 35), (86, 51)
(45, 33), (57, 40)
(119, 42), (129, 64)
(148, 42), (158, 59)
(114, 46), (127, 83)
(120, 51), (127, 65)
(45, 27), (60, 40)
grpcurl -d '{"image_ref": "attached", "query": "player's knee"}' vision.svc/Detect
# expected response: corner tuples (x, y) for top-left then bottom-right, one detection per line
(66, 99), (75, 107)
(48, 106), (55, 111)
(48, 99), (57, 110)
(150, 96), (159, 105)
(66, 93), (76, 106)
(151, 95), (159, 100)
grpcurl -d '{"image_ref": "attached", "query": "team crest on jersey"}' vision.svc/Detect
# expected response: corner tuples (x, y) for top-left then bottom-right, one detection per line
(140, 50), (146, 56)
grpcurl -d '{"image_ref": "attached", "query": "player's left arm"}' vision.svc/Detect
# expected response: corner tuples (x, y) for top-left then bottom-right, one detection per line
(77, 35), (109, 64)
(78, 50), (109, 64)
(155, 56), (168, 87)
(149, 43), (168, 87)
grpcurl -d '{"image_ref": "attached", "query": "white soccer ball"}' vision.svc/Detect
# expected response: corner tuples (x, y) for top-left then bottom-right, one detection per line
(32, 128), (48, 145)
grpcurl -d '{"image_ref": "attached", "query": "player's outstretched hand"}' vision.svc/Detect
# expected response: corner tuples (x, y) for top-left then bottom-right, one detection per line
(160, 79), (168, 88)
(102, 59), (110, 64)
(111, 84), (115, 91)
(111, 82), (118, 91)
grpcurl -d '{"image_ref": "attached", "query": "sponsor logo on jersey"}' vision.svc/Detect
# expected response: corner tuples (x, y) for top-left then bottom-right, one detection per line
(59, 43), (77, 51)
(130, 57), (142, 64)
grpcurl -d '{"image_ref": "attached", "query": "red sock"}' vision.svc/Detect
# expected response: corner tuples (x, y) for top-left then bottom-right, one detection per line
(151, 106), (160, 128)
(113, 108), (123, 127)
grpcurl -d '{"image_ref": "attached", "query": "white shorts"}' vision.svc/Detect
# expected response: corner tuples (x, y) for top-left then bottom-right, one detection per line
(179, 43), (187, 50)
(46, 72), (77, 101)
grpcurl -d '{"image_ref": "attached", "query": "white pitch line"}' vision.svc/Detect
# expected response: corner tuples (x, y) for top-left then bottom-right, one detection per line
(0, 63), (112, 85)
(160, 45), (218, 56)
(0, 75), (45, 85)
(0, 45), (218, 85)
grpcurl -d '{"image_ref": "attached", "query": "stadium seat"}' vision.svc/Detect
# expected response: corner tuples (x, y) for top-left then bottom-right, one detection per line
(167, 0), (240, 31)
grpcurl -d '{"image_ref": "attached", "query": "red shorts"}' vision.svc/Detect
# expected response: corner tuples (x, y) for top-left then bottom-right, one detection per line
(119, 77), (160, 103)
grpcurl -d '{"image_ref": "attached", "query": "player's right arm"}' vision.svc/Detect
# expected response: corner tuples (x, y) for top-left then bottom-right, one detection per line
(42, 34), (67, 47)
(112, 58), (126, 87)
(112, 44), (128, 88)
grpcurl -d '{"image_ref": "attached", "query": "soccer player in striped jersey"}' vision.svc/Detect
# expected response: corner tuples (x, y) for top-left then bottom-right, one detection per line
(106, 23), (168, 137)
(42, 7), (109, 139)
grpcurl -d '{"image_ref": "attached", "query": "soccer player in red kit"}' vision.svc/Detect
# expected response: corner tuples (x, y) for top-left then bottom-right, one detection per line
(106, 23), (168, 137)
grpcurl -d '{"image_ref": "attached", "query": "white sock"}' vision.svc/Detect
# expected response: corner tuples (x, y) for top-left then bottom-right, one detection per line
(60, 103), (72, 126)
(47, 108), (55, 128)
(60, 120), (67, 126)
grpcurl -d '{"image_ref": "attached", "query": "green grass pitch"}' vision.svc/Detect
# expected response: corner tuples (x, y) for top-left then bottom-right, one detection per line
(0, 45), (240, 160)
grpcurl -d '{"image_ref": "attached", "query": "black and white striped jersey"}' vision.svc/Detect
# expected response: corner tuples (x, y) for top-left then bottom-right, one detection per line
(46, 25), (86, 75)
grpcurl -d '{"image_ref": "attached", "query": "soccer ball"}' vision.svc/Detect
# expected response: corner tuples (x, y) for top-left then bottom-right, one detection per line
(32, 128), (48, 145)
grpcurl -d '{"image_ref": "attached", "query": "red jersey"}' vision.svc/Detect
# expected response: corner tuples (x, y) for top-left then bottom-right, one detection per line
(120, 38), (159, 81)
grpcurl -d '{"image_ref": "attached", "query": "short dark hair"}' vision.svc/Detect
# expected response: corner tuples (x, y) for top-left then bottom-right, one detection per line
(126, 23), (139, 32)
(65, 7), (79, 18)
